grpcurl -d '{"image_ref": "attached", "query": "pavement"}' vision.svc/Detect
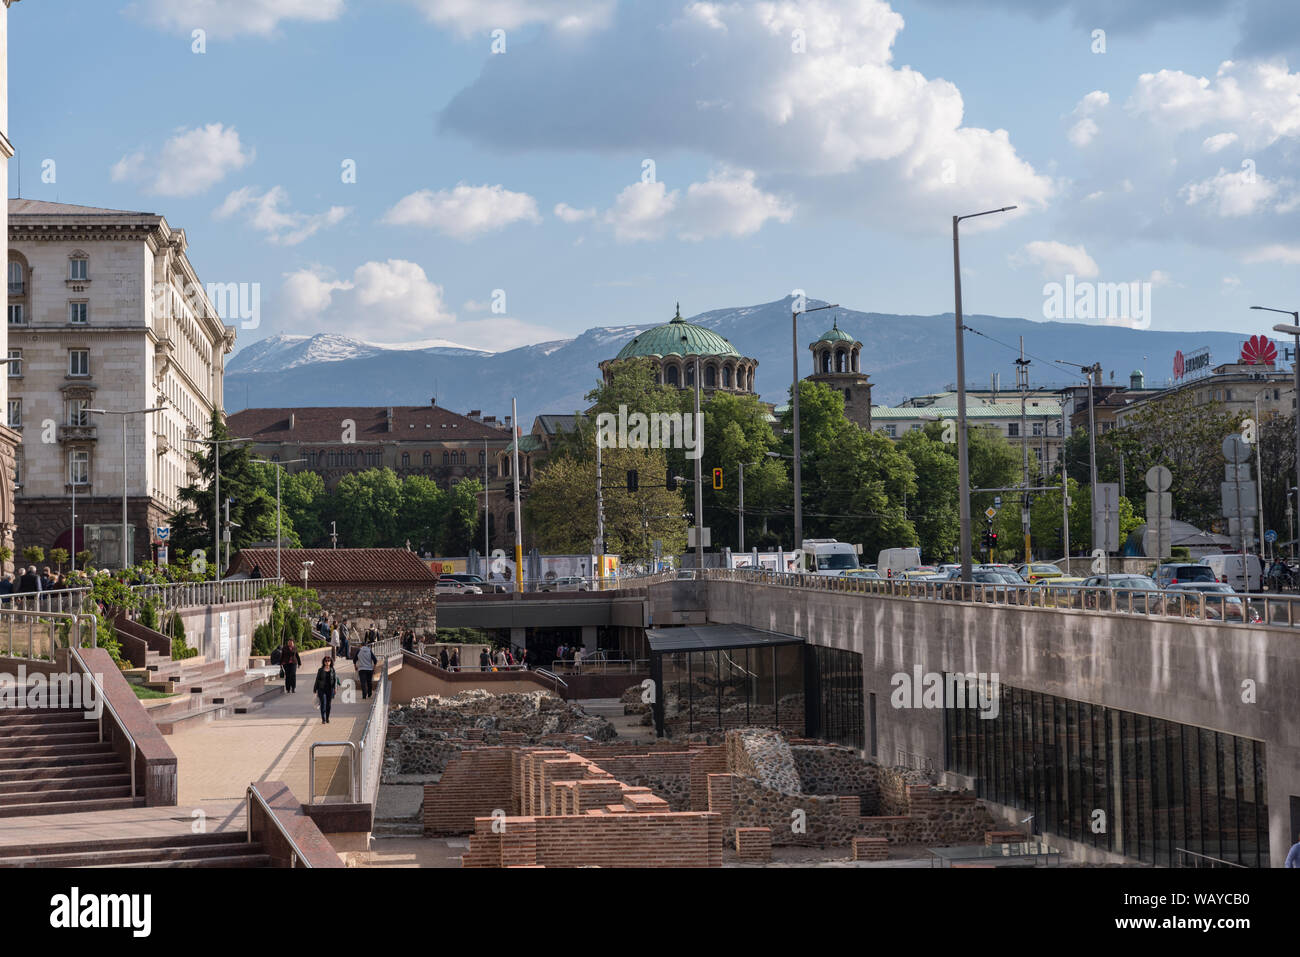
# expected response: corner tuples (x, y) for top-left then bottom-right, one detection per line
(0, 800), (247, 853)
(167, 655), (376, 807)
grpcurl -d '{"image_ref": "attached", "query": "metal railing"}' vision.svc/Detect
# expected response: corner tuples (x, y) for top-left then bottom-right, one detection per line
(895, 749), (936, 774)
(132, 578), (283, 609)
(702, 567), (1300, 629)
(357, 660), (391, 807)
(69, 642), (135, 799)
(1173, 847), (1247, 868)
(3, 587), (92, 615)
(534, 668), (568, 693)
(548, 656), (647, 674)
(309, 740), (358, 804)
(246, 784), (311, 868)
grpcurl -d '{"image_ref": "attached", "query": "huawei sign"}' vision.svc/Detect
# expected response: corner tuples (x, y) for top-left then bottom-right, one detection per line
(1239, 335), (1278, 366)
(1173, 350), (1184, 379)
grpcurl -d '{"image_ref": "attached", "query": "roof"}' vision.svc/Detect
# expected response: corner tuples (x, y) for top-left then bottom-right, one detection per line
(536, 414), (586, 435)
(505, 433), (545, 454)
(227, 405), (509, 444)
(646, 624), (803, 652)
(228, 548), (440, 584)
(9, 198), (159, 219)
(614, 305), (742, 361)
(871, 401), (1063, 419)
(814, 318), (855, 344)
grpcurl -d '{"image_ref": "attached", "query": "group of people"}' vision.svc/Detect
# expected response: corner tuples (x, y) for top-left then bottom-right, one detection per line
(274, 613), (385, 724)
(431, 644), (528, 672)
(554, 643), (587, 670)
(0, 565), (67, 598)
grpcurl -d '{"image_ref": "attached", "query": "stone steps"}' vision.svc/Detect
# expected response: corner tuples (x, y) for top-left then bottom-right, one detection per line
(0, 831), (270, 868)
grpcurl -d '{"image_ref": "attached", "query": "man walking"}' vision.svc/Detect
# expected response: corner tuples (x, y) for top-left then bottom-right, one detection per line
(356, 640), (377, 699)
(282, 638), (302, 694)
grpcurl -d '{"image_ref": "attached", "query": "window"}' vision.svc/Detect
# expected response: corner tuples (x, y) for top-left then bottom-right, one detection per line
(442, 451), (449, 465)
(7, 260), (23, 296)
(665, 365), (679, 386)
(1007, 423), (1020, 437)
(423, 451), (431, 467)
(401, 452), (410, 467)
(7, 350), (21, 377)
(1032, 422), (1044, 436)
(910, 423), (921, 431)
(68, 349), (89, 377)
(69, 449), (89, 486)
(68, 257), (87, 281)
(65, 399), (89, 427)
(885, 424), (897, 438)
(6, 399), (19, 429)
(68, 302), (88, 325)
(704, 365), (716, 388)
(723, 367), (732, 388)
(7, 304), (22, 326)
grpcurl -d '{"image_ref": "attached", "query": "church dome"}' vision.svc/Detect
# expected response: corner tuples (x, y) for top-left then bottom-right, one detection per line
(816, 317), (855, 343)
(615, 304), (741, 361)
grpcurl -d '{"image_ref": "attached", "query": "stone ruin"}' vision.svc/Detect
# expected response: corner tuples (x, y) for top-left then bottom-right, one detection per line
(385, 688), (617, 778)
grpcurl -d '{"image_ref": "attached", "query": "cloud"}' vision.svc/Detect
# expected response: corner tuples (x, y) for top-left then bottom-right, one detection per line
(553, 202), (596, 223)
(1012, 240), (1100, 278)
(1243, 244), (1300, 265)
(401, 0), (614, 33)
(1067, 91), (1109, 147)
(604, 181), (678, 242)
(382, 184), (541, 240)
(112, 124), (253, 197)
(601, 168), (794, 242)
(1179, 166), (1289, 217)
(214, 186), (349, 245)
(1202, 132), (1239, 153)
(439, 0), (1052, 231)
(127, 0), (345, 38)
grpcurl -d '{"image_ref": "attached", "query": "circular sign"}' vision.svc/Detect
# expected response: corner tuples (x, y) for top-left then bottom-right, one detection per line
(1266, 529), (1278, 544)
(1145, 465), (1172, 492)
(1222, 434), (1250, 463)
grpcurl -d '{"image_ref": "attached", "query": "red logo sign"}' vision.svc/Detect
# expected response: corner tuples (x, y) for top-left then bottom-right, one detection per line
(1173, 350), (1184, 379)
(1240, 335), (1277, 366)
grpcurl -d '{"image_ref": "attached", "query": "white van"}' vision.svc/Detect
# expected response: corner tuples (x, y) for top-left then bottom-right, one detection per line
(800, 539), (860, 575)
(1199, 554), (1262, 592)
(877, 547), (922, 580)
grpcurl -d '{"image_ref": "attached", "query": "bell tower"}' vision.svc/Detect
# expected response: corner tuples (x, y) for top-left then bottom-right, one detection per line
(807, 317), (872, 430)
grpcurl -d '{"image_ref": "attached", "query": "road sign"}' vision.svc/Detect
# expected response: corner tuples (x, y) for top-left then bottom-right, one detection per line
(1266, 529), (1278, 544)
(156, 526), (170, 541)
(1145, 491), (1172, 558)
(1225, 463), (1252, 482)
(688, 527), (711, 548)
(1145, 466), (1172, 493)
(1093, 483), (1120, 552)
(985, 507), (997, 520)
(993, 495), (1002, 508)
(1223, 434), (1250, 463)
(1221, 481), (1258, 517)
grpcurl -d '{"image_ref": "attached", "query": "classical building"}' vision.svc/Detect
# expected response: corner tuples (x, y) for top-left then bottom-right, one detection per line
(806, 318), (871, 429)
(0, 2), (20, 573)
(227, 402), (513, 493)
(598, 304), (758, 394)
(1114, 360), (1295, 429)
(8, 199), (234, 567)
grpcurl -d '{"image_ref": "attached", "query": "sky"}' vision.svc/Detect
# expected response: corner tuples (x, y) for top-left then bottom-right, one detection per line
(11, 0), (1300, 356)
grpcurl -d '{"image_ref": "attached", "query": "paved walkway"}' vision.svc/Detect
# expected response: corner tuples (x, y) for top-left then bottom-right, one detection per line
(167, 656), (375, 808)
(0, 800), (246, 852)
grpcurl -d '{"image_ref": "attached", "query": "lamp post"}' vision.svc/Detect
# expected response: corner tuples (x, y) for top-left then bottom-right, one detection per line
(1253, 307), (1300, 569)
(252, 457), (305, 580)
(790, 301), (838, 552)
(301, 559), (313, 590)
(953, 206), (1016, 583)
(737, 460), (765, 554)
(87, 405), (166, 570)
(181, 434), (252, 581)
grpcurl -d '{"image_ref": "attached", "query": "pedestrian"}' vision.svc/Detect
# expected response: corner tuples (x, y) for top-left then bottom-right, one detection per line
(439, 646), (450, 670)
(574, 646), (584, 672)
(505, 648), (515, 668)
(314, 656), (340, 724)
(449, 647), (460, 671)
(40, 566), (53, 591)
(330, 620), (341, 656)
(0, 573), (12, 606)
(17, 565), (39, 595)
(518, 647), (528, 671)
(282, 638), (302, 694)
(1288, 833), (1300, 868)
(356, 640), (377, 699)
(340, 621), (350, 660)
(479, 647), (492, 672)
(556, 644), (566, 667)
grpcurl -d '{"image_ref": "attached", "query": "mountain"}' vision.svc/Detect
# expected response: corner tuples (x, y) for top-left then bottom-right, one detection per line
(224, 296), (1267, 417)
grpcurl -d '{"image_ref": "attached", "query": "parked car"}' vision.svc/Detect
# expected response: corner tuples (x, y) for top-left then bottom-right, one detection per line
(902, 566), (939, 579)
(1155, 563), (1217, 589)
(1200, 554), (1263, 592)
(436, 577), (482, 595)
(1043, 576), (1087, 607)
(1016, 562), (1064, 583)
(1079, 574), (1159, 611)
(1163, 582), (1261, 622)
(538, 576), (592, 592)
(443, 572), (509, 594)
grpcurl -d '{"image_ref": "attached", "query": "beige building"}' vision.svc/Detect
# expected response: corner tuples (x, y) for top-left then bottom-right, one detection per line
(0, 2), (20, 572)
(7, 199), (234, 567)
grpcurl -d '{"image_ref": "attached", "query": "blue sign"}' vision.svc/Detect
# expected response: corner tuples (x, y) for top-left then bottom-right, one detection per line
(1266, 529), (1278, 544)
(156, 527), (170, 541)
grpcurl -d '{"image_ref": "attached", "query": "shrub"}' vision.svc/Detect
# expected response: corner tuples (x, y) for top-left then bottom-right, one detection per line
(22, 545), (44, 565)
(48, 548), (69, 571)
(75, 550), (93, 569)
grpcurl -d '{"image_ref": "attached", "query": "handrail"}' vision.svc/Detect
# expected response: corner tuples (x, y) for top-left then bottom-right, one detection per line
(534, 668), (568, 692)
(1173, 847), (1247, 868)
(246, 784), (311, 868)
(68, 642), (135, 799)
(309, 740), (358, 803)
(356, 658), (390, 807)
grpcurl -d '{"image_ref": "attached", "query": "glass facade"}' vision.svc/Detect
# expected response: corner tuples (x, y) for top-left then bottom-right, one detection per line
(805, 645), (865, 750)
(943, 680), (1268, 867)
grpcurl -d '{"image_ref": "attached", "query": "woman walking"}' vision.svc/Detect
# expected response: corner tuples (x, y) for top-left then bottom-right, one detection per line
(282, 639), (302, 694)
(314, 655), (340, 723)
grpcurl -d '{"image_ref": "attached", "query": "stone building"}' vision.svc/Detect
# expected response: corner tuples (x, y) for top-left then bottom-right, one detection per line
(0, 2), (20, 573)
(806, 317), (871, 430)
(598, 304), (758, 394)
(226, 547), (438, 634)
(8, 198), (233, 567)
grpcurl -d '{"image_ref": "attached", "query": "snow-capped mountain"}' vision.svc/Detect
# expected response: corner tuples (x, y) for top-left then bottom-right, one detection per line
(224, 296), (1260, 418)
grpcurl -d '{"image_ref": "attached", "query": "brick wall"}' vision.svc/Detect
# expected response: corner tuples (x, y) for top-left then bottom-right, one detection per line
(423, 748), (514, 835)
(315, 583), (436, 634)
(464, 812), (722, 868)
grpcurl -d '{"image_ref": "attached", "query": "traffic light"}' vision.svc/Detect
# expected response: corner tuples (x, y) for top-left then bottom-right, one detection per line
(988, 530), (998, 550)
(627, 469), (638, 493)
(712, 468), (723, 490)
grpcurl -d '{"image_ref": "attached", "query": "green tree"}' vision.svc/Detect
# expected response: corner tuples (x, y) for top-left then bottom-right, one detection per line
(326, 468), (403, 547)
(441, 478), (482, 555)
(898, 426), (960, 563)
(398, 475), (446, 554)
(282, 469), (327, 546)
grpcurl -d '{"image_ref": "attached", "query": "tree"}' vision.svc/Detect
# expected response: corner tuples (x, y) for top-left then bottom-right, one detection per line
(325, 468), (403, 547)
(441, 479), (482, 555)
(398, 475), (446, 554)
(898, 426), (960, 563)
(1257, 411), (1295, 547)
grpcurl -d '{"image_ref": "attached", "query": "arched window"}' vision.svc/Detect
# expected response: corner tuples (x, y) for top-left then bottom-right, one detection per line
(852, 350), (860, 373)
(836, 350), (847, 373)
(7, 260), (23, 295)
(723, 366), (732, 388)
(704, 364), (716, 388)
(685, 363), (695, 387)
(820, 350), (831, 374)
(423, 451), (432, 466)
(665, 365), (679, 386)
(401, 452), (410, 467)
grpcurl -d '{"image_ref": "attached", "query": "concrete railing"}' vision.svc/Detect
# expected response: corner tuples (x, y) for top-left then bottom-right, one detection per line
(703, 567), (1300, 629)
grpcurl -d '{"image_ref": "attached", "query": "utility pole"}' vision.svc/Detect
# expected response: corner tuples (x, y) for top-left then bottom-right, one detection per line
(512, 397), (523, 593)
(738, 461), (746, 554)
(790, 300), (838, 555)
(330, 521), (337, 549)
(483, 438), (490, 566)
(1016, 337), (1030, 564)
(595, 434), (604, 584)
(1256, 392), (1266, 560)
(694, 356), (704, 570)
(1061, 401), (1070, 566)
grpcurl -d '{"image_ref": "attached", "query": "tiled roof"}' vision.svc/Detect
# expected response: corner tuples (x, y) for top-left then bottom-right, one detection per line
(228, 548), (439, 584)
(536, 414), (586, 435)
(227, 405), (509, 444)
(9, 198), (159, 218)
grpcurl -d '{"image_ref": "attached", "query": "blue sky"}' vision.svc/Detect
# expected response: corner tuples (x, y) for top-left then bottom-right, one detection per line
(11, 0), (1300, 356)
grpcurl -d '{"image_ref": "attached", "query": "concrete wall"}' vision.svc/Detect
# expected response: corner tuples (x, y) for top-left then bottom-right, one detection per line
(175, 598), (271, 671)
(700, 578), (1300, 866)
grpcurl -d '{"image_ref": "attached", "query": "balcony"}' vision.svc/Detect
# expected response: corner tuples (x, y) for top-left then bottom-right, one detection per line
(57, 424), (97, 443)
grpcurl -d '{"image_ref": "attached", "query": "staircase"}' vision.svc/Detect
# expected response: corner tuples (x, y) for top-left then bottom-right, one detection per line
(0, 700), (141, 818)
(139, 651), (270, 734)
(0, 831), (271, 867)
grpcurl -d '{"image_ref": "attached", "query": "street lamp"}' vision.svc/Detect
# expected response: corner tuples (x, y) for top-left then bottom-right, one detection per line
(301, 559), (313, 589)
(87, 405), (166, 570)
(953, 206), (1016, 582)
(1253, 306), (1300, 564)
(181, 434), (253, 581)
(790, 301), (838, 553)
(252, 457), (305, 580)
(737, 460), (765, 554)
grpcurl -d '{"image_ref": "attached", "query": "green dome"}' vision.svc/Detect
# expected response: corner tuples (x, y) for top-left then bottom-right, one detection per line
(615, 304), (742, 361)
(816, 317), (855, 343)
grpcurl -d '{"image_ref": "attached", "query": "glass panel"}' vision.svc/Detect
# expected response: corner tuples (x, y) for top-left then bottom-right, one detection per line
(1200, 727), (1219, 862)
